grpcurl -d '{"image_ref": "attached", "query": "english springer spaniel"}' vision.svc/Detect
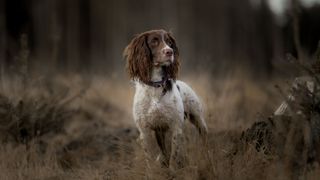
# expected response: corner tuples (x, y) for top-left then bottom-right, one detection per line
(123, 29), (208, 169)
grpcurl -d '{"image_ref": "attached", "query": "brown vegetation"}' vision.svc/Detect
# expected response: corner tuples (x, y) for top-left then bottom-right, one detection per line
(0, 66), (319, 180)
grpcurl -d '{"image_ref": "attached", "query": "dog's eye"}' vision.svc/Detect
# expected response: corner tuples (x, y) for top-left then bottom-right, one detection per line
(151, 38), (159, 46)
(166, 39), (173, 47)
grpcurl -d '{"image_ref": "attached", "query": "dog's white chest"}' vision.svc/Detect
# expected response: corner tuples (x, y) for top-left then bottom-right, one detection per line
(148, 93), (180, 113)
(133, 83), (184, 127)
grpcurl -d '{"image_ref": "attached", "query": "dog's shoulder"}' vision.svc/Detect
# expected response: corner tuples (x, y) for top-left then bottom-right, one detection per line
(175, 80), (203, 113)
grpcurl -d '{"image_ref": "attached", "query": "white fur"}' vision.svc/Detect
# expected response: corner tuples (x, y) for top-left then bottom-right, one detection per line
(132, 67), (208, 168)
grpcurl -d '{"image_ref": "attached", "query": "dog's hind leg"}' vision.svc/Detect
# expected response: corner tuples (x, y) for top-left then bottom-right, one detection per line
(176, 81), (208, 143)
(188, 113), (208, 143)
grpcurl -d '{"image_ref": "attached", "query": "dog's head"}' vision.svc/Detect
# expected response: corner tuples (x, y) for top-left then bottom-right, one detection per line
(123, 29), (180, 83)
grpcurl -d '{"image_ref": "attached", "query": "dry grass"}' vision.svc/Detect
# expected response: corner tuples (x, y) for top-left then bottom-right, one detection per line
(0, 69), (319, 180)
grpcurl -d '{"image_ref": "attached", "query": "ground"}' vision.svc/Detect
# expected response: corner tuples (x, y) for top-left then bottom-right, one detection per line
(0, 71), (319, 180)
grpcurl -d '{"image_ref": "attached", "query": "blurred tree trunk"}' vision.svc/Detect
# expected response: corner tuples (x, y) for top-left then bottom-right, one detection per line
(50, 0), (61, 75)
(32, 0), (60, 75)
(111, 0), (128, 75)
(79, 0), (90, 73)
(53, 0), (81, 72)
(105, 0), (114, 73)
(177, 0), (196, 70)
(252, 1), (274, 76)
(64, 0), (80, 72)
(291, 0), (304, 62)
(4, 0), (33, 74)
(57, 0), (66, 71)
(90, 0), (109, 74)
(0, 0), (6, 88)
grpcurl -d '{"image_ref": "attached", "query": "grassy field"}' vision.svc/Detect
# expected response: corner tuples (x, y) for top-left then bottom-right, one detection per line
(0, 69), (319, 180)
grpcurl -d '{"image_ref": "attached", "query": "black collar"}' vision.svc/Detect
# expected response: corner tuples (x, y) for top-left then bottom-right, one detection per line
(145, 66), (173, 95)
(146, 77), (173, 96)
(146, 77), (169, 88)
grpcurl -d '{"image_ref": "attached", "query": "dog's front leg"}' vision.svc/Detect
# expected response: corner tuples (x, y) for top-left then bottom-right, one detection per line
(138, 128), (161, 166)
(170, 125), (186, 170)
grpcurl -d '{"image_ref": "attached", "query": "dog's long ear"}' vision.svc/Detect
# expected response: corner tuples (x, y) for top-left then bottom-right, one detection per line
(166, 32), (180, 80)
(123, 33), (152, 83)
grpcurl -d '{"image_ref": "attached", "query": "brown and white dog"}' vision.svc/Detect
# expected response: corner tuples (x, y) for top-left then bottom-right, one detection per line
(124, 29), (208, 169)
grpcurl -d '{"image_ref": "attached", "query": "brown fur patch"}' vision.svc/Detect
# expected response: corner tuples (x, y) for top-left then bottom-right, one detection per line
(123, 30), (180, 84)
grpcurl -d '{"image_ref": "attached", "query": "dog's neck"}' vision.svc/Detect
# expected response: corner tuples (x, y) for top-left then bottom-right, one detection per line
(145, 66), (172, 93)
(151, 66), (165, 82)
